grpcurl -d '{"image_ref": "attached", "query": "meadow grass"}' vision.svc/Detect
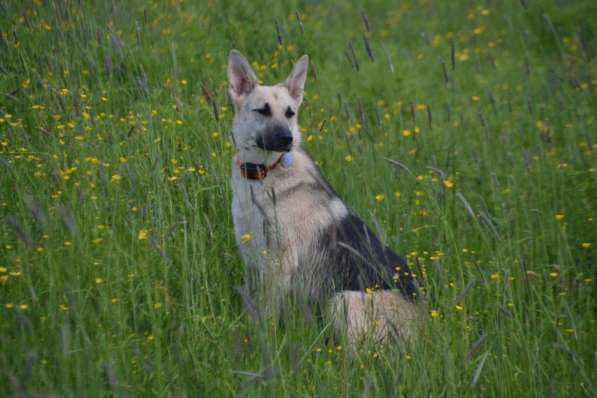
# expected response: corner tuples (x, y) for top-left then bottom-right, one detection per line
(1, 0), (595, 396)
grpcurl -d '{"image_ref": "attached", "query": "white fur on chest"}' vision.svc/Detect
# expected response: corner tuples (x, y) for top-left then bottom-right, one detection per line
(231, 152), (347, 296)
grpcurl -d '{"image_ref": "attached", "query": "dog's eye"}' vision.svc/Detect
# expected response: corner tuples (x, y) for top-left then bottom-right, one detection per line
(285, 107), (295, 118)
(253, 103), (272, 117)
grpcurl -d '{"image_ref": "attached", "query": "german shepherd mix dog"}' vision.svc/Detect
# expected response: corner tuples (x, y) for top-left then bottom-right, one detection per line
(228, 50), (422, 346)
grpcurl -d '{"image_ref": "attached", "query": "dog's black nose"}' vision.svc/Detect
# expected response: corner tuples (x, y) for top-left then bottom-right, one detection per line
(274, 130), (293, 151)
(278, 133), (293, 146)
(258, 126), (293, 152)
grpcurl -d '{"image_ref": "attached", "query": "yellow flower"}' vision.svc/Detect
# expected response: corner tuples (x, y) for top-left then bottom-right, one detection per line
(240, 233), (252, 243)
(580, 242), (591, 249)
(138, 229), (148, 240)
(344, 154), (354, 162)
(95, 277), (104, 284)
(402, 129), (412, 137)
(394, 191), (401, 199)
(455, 304), (464, 311)
(549, 272), (559, 278)
(375, 194), (385, 203)
(431, 309), (440, 318)
(111, 174), (122, 183)
(19, 304), (29, 310)
(0, 266), (7, 273)
(471, 95), (480, 102)
(443, 178), (454, 188)
(554, 213), (564, 221)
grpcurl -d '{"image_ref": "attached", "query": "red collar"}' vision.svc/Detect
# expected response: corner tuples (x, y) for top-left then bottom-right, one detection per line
(236, 155), (284, 180)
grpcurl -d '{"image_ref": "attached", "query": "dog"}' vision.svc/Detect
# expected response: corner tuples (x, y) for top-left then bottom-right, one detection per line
(228, 50), (422, 346)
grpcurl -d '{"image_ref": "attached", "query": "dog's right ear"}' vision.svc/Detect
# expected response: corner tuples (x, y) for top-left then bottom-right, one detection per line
(228, 50), (257, 107)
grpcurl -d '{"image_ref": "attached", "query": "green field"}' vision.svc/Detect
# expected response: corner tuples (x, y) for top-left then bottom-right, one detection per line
(1, 0), (595, 396)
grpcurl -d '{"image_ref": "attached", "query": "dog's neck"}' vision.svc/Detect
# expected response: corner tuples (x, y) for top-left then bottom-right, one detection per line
(234, 150), (295, 180)
(235, 154), (281, 180)
(233, 148), (282, 166)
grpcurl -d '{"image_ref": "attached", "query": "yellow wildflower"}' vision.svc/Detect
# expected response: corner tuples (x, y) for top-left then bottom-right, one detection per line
(138, 229), (148, 241)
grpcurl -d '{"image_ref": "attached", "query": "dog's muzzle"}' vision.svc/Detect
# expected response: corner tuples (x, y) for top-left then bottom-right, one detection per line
(256, 126), (293, 152)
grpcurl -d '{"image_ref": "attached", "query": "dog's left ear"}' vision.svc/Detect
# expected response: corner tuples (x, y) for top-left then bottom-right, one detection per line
(285, 55), (309, 104)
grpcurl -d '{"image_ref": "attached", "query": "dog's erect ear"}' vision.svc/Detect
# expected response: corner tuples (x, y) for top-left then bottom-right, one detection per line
(228, 50), (257, 105)
(285, 55), (309, 103)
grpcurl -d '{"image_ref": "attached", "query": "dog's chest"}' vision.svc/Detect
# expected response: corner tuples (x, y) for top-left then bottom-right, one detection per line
(232, 180), (269, 250)
(231, 171), (292, 254)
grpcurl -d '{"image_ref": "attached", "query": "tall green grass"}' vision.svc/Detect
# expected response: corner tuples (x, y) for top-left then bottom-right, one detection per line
(1, 0), (595, 396)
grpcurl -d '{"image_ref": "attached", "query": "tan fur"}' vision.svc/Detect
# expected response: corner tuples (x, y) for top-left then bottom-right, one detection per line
(232, 150), (347, 307)
(228, 50), (422, 346)
(327, 291), (421, 347)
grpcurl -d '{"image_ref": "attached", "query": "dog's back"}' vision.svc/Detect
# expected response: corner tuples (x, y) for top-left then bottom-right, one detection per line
(287, 156), (422, 345)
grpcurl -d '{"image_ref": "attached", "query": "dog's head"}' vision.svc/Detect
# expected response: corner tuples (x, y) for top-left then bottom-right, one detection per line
(227, 50), (308, 161)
